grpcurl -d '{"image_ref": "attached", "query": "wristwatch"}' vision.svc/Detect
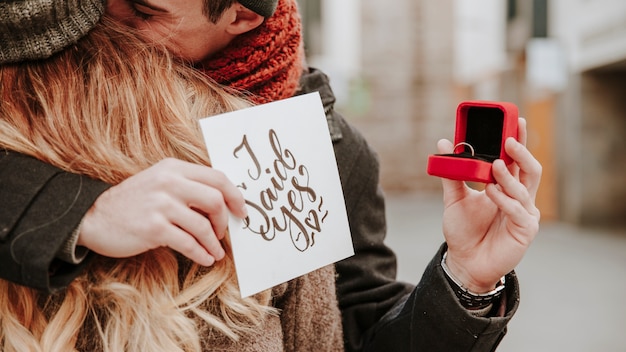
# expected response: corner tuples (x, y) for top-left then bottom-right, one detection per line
(441, 252), (505, 309)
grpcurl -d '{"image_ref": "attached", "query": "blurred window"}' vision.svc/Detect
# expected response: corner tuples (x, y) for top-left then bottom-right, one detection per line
(297, 0), (323, 57)
(532, 0), (548, 37)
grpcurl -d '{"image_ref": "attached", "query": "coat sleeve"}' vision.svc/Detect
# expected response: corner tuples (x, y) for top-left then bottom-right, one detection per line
(298, 68), (520, 352)
(361, 244), (520, 352)
(0, 151), (110, 292)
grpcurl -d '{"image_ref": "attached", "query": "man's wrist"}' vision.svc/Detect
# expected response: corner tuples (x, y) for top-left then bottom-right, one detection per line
(441, 251), (505, 310)
(443, 251), (499, 293)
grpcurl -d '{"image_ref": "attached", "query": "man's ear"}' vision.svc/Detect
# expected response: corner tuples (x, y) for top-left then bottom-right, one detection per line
(225, 4), (265, 35)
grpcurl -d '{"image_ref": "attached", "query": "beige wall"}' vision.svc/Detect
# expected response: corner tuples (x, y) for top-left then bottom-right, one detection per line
(551, 0), (626, 226)
(557, 70), (626, 226)
(352, 0), (458, 192)
(305, 0), (626, 226)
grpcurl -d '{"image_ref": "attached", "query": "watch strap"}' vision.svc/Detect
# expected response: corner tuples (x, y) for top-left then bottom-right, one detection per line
(441, 251), (505, 309)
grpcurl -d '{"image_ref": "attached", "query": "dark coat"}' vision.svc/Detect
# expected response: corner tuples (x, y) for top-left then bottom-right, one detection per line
(0, 152), (110, 290)
(298, 68), (518, 351)
(0, 67), (518, 351)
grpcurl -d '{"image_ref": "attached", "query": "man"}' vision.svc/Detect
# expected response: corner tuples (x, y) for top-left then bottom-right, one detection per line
(0, 0), (541, 350)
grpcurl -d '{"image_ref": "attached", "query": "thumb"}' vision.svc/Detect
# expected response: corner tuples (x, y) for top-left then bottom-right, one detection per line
(436, 138), (454, 154)
(436, 139), (468, 204)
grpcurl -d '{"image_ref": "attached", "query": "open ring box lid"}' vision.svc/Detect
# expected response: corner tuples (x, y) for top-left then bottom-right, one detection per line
(427, 100), (518, 183)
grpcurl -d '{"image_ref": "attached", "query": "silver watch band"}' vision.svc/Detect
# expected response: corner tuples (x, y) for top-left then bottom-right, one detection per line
(441, 251), (505, 309)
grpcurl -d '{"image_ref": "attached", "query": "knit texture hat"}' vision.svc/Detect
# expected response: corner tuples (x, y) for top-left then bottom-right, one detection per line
(199, 0), (303, 104)
(0, 0), (105, 64)
(238, 0), (279, 18)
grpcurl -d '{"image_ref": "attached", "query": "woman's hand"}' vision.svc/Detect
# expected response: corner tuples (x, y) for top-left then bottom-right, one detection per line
(78, 158), (247, 266)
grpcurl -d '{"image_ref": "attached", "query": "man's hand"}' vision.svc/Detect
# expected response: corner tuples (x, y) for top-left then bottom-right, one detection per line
(77, 158), (247, 266)
(438, 118), (542, 293)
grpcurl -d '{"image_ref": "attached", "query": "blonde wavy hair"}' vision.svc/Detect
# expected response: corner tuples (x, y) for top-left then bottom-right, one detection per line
(0, 17), (273, 352)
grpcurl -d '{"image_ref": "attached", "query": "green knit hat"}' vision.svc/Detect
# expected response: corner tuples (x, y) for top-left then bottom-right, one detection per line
(238, 0), (279, 18)
(0, 0), (105, 64)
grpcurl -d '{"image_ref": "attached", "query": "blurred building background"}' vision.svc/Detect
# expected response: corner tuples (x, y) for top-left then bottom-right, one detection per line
(296, 1), (626, 350)
(297, 0), (626, 228)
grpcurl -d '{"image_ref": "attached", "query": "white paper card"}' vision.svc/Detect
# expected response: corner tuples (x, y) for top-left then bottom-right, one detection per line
(199, 92), (354, 297)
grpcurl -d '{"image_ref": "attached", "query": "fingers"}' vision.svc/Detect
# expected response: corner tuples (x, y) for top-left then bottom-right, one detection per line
(517, 117), (528, 146)
(436, 138), (454, 154)
(193, 167), (248, 220)
(485, 183), (539, 248)
(159, 158), (248, 219)
(491, 159), (536, 214)
(506, 118), (526, 179)
(436, 139), (469, 204)
(504, 137), (542, 200)
(159, 225), (218, 267)
(489, 159), (541, 238)
(174, 181), (231, 241)
(79, 158), (247, 267)
(170, 200), (226, 260)
(154, 159), (243, 261)
(492, 120), (541, 218)
(134, 191), (228, 265)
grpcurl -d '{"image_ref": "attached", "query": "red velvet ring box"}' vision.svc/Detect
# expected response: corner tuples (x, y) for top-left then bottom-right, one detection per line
(426, 100), (518, 183)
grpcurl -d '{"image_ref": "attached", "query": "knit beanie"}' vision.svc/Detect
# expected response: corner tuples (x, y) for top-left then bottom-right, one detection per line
(238, 0), (279, 18)
(0, 0), (105, 64)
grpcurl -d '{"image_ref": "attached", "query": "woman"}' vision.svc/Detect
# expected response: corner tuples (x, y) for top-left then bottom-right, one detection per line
(0, 13), (342, 352)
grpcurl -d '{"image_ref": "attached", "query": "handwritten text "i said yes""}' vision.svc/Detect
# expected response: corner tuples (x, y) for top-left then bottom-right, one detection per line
(234, 129), (329, 252)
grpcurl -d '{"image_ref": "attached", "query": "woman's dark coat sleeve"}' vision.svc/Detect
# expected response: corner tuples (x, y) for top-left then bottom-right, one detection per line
(297, 68), (520, 352)
(0, 151), (110, 292)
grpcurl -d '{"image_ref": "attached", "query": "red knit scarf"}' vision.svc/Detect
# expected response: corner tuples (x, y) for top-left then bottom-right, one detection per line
(198, 0), (304, 104)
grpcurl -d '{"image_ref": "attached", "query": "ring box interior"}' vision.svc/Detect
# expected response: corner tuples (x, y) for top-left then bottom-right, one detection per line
(427, 100), (518, 183)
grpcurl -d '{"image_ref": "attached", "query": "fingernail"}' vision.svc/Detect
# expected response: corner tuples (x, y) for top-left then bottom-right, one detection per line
(204, 255), (215, 266)
(240, 205), (248, 218)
